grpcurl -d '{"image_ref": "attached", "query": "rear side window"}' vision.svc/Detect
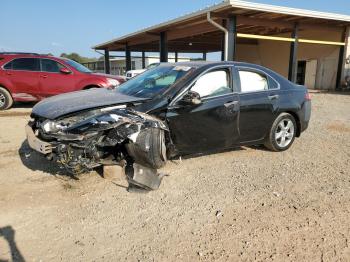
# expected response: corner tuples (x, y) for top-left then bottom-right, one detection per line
(6, 58), (40, 71)
(41, 59), (65, 72)
(191, 69), (231, 98)
(239, 70), (268, 93)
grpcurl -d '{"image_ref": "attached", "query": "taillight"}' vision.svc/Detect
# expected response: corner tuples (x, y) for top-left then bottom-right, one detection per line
(304, 92), (311, 101)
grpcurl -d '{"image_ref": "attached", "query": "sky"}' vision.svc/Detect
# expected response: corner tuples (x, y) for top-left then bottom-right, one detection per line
(2, 0), (350, 58)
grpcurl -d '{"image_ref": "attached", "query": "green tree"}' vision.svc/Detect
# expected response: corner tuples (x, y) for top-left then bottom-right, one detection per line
(60, 53), (96, 63)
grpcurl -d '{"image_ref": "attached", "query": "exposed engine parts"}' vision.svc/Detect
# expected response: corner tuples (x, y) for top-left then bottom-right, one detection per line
(29, 107), (169, 189)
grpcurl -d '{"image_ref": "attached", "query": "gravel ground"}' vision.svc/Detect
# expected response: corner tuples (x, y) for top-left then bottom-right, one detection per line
(0, 93), (349, 261)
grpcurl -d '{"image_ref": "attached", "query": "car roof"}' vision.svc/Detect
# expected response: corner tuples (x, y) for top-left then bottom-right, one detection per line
(156, 61), (279, 76)
(158, 61), (263, 69)
(0, 53), (62, 60)
(159, 61), (289, 85)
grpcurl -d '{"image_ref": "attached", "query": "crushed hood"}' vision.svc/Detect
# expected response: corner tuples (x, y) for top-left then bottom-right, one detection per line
(31, 88), (148, 119)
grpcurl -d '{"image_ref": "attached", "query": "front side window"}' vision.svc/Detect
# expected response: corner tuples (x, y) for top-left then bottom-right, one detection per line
(3, 61), (12, 69)
(5, 58), (40, 71)
(63, 59), (91, 73)
(239, 70), (268, 93)
(41, 59), (65, 73)
(191, 69), (231, 98)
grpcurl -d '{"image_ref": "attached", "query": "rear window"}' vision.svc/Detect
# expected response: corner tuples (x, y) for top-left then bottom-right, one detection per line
(239, 70), (268, 93)
(4, 58), (40, 71)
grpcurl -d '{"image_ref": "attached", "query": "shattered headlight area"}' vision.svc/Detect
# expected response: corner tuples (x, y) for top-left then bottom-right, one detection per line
(31, 107), (169, 189)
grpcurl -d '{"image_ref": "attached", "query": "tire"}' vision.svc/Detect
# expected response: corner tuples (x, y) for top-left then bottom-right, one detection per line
(0, 87), (13, 110)
(264, 113), (297, 152)
(126, 128), (167, 169)
(83, 85), (99, 90)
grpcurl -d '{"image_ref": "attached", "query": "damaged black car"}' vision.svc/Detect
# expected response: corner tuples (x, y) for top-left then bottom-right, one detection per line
(26, 62), (311, 189)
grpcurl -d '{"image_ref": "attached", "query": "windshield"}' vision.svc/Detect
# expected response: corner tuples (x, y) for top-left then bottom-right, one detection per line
(117, 65), (192, 98)
(64, 59), (91, 73)
(146, 63), (160, 70)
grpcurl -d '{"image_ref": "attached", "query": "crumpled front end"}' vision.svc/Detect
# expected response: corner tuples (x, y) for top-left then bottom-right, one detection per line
(28, 106), (168, 182)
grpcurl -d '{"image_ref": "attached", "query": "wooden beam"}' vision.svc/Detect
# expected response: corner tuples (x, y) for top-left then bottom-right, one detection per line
(237, 16), (293, 29)
(237, 33), (294, 42)
(237, 16), (343, 33)
(167, 22), (218, 41)
(298, 39), (345, 46)
(236, 33), (345, 46)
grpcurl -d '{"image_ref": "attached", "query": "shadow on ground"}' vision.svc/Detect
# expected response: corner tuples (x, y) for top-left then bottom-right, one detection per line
(309, 89), (350, 96)
(12, 102), (36, 109)
(175, 146), (248, 161)
(18, 140), (79, 180)
(0, 226), (25, 262)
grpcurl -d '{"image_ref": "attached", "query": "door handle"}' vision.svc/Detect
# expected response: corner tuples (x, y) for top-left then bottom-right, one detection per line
(268, 94), (279, 100)
(40, 75), (48, 79)
(224, 100), (239, 108)
(6, 72), (12, 76)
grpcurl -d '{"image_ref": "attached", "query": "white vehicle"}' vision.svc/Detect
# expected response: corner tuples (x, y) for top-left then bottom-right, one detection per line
(126, 63), (160, 80)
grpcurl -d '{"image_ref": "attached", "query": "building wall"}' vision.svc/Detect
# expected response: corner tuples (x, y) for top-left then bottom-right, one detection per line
(236, 29), (342, 89)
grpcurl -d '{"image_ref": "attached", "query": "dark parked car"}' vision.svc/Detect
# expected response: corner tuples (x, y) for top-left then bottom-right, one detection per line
(0, 52), (125, 110)
(26, 62), (311, 189)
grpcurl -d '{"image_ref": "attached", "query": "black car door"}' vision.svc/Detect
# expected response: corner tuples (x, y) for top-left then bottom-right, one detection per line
(236, 67), (280, 143)
(166, 66), (240, 154)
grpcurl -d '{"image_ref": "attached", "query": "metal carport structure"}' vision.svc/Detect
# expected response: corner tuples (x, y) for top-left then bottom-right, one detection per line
(93, 0), (350, 89)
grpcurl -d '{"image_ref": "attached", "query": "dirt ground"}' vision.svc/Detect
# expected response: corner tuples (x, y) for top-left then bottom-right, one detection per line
(0, 92), (349, 261)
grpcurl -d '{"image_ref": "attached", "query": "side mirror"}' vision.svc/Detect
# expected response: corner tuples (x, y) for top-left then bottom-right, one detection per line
(60, 68), (72, 74)
(180, 90), (202, 105)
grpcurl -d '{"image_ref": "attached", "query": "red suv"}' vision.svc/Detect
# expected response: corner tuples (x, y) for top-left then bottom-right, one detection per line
(0, 52), (126, 110)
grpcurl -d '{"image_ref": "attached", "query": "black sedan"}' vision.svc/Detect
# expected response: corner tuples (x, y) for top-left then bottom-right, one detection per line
(26, 62), (311, 189)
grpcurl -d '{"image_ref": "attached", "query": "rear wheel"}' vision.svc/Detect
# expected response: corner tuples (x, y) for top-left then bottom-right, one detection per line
(0, 87), (13, 110)
(264, 113), (296, 151)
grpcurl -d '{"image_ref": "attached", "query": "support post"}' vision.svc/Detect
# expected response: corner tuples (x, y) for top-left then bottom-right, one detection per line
(104, 49), (110, 74)
(227, 16), (237, 61)
(202, 52), (207, 61)
(221, 20), (226, 61)
(336, 27), (348, 90)
(142, 51), (146, 69)
(288, 23), (299, 83)
(125, 44), (131, 71)
(160, 32), (168, 62)
(175, 51), (178, 62)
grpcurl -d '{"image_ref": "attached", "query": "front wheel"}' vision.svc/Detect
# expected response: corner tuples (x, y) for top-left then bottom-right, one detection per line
(264, 113), (296, 152)
(126, 128), (167, 169)
(0, 87), (13, 110)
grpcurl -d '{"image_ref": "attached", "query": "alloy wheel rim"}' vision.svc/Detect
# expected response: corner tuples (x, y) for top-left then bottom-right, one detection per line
(275, 119), (294, 148)
(0, 94), (5, 108)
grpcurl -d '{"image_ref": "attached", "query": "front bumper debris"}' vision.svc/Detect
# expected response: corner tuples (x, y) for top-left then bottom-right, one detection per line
(25, 124), (52, 154)
(125, 163), (163, 190)
(27, 107), (170, 190)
